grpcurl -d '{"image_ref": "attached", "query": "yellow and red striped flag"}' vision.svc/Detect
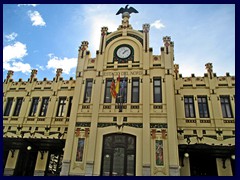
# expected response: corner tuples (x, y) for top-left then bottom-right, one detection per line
(110, 77), (117, 98)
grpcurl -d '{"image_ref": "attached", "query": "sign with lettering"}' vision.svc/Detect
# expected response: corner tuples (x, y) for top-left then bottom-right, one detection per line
(102, 71), (143, 76)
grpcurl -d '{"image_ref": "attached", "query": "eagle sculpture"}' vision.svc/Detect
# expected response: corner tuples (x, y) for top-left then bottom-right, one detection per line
(116, 5), (139, 15)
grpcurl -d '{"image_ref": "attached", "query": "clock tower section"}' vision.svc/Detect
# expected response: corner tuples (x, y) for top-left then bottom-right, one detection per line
(62, 6), (180, 176)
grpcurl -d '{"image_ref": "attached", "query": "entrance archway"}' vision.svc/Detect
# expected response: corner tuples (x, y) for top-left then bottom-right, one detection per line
(100, 133), (136, 176)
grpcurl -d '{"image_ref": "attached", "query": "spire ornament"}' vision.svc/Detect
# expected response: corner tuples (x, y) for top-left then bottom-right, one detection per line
(116, 5), (138, 18)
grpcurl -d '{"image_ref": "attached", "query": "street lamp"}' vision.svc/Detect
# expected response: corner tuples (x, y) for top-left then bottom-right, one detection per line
(27, 146), (32, 151)
(184, 153), (189, 158)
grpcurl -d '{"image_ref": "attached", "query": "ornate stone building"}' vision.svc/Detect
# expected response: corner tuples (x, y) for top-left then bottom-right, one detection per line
(3, 7), (235, 176)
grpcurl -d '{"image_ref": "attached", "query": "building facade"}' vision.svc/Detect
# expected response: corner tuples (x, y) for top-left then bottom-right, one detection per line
(3, 9), (235, 176)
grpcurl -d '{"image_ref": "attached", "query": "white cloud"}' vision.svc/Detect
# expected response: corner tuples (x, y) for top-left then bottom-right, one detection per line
(4, 62), (31, 74)
(46, 54), (77, 74)
(3, 41), (28, 63)
(36, 64), (45, 71)
(18, 4), (38, 7)
(82, 5), (119, 53)
(28, 10), (46, 27)
(151, 20), (165, 29)
(3, 41), (31, 74)
(5, 32), (18, 41)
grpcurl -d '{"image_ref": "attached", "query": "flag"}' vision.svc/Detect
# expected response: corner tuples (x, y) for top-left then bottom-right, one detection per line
(121, 75), (127, 103)
(110, 76), (117, 98)
(115, 74), (120, 94)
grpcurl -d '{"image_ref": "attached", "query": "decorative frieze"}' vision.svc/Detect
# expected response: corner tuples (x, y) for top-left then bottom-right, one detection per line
(150, 123), (167, 129)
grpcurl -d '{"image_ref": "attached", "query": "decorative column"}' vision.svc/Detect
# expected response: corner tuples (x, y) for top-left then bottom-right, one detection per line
(76, 41), (89, 78)
(143, 24), (150, 53)
(162, 36), (180, 176)
(163, 36), (171, 55)
(100, 27), (108, 55)
(79, 41), (89, 59)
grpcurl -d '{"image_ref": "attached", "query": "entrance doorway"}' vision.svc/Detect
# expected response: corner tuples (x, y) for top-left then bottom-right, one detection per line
(100, 133), (136, 176)
(190, 154), (218, 176)
(13, 148), (38, 176)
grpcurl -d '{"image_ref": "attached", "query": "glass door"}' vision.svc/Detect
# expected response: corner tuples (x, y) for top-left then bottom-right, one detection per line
(101, 134), (136, 176)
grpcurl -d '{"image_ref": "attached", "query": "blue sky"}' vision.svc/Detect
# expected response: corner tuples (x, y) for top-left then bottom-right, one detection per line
(3, 4), (235, 81)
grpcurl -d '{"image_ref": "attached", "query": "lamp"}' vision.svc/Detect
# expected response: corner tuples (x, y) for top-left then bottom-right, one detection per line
(184, 153), (189, 158)
(231, 155), (235, 160)
(27, 146), (32, 151)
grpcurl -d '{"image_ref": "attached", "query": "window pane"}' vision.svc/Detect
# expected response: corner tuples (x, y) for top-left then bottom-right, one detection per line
(184, 96), (195, 118)
(112, 148), (124, 176)
(154, 80), (160, 86)
(220, 96), (233, 118)
(131, 79), (139, 103)
(102, 154), (111, 176)
(29, 97), (39, 116)
(225, 104), (232, 117)
(153, 79), (161, 103)
(127, 155), (135, 176)
(84, 80), (93, 103)
(13, 98), (23, 116)
(39, 97), (49, 116)
(221, 104), (227, 117)
(104, 80), (112, 103)
(56, 97), (66, 117)
(198, 97), (209, 118)
(4, 98), (13, 116)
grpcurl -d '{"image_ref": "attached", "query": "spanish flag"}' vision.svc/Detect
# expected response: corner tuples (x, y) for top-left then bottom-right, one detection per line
(115, 74), (120, 94)
(110, 77), (117, 98)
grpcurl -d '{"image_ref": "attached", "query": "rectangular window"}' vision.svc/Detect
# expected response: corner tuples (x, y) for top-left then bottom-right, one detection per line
(104, 79), (112, 103)
(184, 96), (195, 118)
(220, 96), (233, 118)
(197, 96), (209, 118)
(116, 78), (128, 103)
(153, 78), (162, 103)
(4, 97), (14, 116)
(13, 97), (23, 116)
(131, 78), (139, 103)
(67, 96), (73, 117)
(39, 97), (49, 116)
(84, 79), (93, 103)
(29, 97), (39, 116)
(56, 97), (67, 117)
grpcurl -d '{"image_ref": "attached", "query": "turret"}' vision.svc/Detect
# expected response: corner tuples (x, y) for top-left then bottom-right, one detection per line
(5, 70), (14, 84)
(29, 69), (38, 83)
(55, 68), (63, 82)
(205, 63), (213, 79)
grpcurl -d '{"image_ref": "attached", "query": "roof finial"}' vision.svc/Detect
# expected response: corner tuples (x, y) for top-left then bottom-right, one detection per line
(116, 5), (138, 18)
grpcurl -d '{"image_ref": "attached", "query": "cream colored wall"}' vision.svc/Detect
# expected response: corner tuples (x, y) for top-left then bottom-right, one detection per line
(5, 150), (19, 170)
(216, 158), (233, 176)
(35, 151), (49, 172)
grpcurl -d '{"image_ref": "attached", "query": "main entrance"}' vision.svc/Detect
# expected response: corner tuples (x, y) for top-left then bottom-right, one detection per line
(100, 133), (136, 176)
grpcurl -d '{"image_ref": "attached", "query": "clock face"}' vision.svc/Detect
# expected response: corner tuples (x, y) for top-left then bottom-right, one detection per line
(116, 46), (131, 59)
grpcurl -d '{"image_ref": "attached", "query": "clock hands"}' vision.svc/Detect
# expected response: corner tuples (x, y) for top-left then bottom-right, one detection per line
(123, 50), (128, 54)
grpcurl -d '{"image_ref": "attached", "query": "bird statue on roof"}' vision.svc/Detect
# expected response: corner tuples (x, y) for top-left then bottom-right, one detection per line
(116, 5), (139, 15)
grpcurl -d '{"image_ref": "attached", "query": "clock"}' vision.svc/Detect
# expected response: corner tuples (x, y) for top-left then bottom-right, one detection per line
(116, 46), (131, 59)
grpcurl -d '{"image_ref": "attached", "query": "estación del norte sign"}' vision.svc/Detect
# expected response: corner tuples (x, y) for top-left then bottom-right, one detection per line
(102, 70), (143, 76)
